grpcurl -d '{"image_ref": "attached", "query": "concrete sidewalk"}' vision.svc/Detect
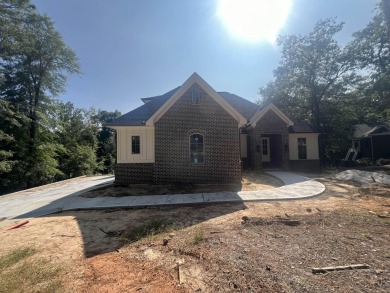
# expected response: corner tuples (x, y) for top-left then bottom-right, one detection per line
(61, 171), (324, 211)
(0, 172), (325, 226)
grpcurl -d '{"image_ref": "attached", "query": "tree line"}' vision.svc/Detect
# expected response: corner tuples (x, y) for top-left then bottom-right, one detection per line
(0, 0), (120, 193)
(2, 1), (389, 193)
(258, 3), (390, 165)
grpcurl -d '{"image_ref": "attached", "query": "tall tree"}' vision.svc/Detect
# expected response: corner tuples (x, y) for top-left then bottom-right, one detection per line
(259, 18), (356, 129)
(348, 6), (390, 125)
(1, 0), (80, 187)
(94, 110), (121, 174)
(258, 19), (360, 162)
(56, 102), (99, 179)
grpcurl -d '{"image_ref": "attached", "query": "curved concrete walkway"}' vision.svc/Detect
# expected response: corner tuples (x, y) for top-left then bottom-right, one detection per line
(0, 172), (325, 227)
(60, 171), (325, 211)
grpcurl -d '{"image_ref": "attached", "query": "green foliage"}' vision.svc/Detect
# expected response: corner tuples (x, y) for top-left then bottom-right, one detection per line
(259, 18), (359, 162)
(348, 7), (390, 125)
(61, 145), (98, 178)
(96, 110), (121, 172)
(259, 11), (390, 164)
(0, 1), (120, 191)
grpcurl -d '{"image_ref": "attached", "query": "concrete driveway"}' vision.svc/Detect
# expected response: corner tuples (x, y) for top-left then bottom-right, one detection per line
(0, 172), (326, 229)
(0, 175), (114, 227)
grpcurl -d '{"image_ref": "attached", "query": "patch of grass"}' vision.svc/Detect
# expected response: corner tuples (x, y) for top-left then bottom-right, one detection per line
(0, 247), (36, 270)
(123, 218), (173, 243)
(0, 247), (63, 293)
(192, 229), (205, 245)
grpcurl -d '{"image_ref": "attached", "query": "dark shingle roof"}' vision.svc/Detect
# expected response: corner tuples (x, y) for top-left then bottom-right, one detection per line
(352, 123), (390, 138)
(289, 117), (318, 133)
(106, 87), (180, 126)
(217, 92), (259, 120)
(108, 88), (260, 126)
(107, 87), (317, 133)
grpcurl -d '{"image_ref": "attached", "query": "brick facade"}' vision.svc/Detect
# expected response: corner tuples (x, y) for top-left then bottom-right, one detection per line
(250, 110), (290, 170)
(154, 85), (241, 184)
(114, 163), (154, 185)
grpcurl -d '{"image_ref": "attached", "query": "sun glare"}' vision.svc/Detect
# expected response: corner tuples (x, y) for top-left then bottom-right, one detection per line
(217, 0), (292, 43)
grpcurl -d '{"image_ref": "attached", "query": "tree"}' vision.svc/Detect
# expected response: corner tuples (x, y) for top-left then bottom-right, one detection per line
(348, 6), (390, 125)
(94, 110), (121, 174)
(55, 102), (99, 179)
(259, 18), (359, 162)
(0, 0), (80, 187)
(382, 0), (390, 47)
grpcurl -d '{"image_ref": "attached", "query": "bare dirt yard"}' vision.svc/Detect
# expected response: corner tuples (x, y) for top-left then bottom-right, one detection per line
(1, 174), (390, 292)
(81, 171), (283, 198)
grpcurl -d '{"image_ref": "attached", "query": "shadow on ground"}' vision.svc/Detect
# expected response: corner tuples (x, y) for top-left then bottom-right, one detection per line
(12, 185), (247, 258)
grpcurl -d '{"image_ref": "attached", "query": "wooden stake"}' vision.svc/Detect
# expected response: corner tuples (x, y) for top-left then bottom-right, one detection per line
(312, 264), (370, 274)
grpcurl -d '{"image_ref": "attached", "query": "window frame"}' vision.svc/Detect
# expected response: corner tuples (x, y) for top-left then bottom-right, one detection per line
(191, 88), (200, 104)
(131, 135), (141, 154)
(189, 133), (204, 164)
(297, 137), (307, 160)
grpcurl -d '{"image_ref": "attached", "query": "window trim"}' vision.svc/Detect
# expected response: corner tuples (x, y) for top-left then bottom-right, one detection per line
(297, 137), (307, 160)
(191, 88), (200, 104)
(189, 133), (204, 164)
(131, 135), (141, 154)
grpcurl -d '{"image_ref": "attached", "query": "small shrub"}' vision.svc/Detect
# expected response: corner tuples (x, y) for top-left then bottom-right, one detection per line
(192, 229), (204, 245)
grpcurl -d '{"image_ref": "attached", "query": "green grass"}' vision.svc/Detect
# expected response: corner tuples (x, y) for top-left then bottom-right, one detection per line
(0, 247), (63, 293)
(123, 218), (173, 243)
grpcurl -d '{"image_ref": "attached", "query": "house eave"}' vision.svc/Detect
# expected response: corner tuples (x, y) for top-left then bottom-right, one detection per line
(145, 72), (247, 127)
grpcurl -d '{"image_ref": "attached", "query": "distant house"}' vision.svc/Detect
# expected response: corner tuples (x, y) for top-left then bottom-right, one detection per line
(346, 123), (390, 161)
(107, 73), (320, 185)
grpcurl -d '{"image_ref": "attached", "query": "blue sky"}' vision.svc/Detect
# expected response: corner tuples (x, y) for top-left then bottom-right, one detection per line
(32, 0), (378, 113)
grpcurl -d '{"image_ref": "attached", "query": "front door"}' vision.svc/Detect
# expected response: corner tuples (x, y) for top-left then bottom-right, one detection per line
(261, 137), (270, 162)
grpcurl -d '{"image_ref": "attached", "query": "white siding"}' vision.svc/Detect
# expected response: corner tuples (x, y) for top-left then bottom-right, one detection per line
(289, 133), (319, 160)
(112, 126), (155, 163)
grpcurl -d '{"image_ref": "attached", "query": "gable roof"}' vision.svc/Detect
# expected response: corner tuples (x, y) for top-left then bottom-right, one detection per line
(145, 73), (247, 126)
(249, 103), (294, 127)
(107, 74), (317, 133)
(352, 123), (390, 138)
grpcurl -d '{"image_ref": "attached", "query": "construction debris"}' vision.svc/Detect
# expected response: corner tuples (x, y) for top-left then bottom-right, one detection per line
(312, 264), (370, 274)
